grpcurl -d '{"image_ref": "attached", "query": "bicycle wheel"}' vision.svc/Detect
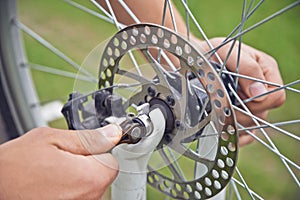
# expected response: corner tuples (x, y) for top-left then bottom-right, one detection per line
(0, 0), (299, 199)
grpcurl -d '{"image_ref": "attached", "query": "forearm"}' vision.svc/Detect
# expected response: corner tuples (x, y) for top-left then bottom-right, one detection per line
(97, 0), (188, 36)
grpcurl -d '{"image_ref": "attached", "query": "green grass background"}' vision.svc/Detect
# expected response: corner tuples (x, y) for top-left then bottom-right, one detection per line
(19, 0), (299, 199)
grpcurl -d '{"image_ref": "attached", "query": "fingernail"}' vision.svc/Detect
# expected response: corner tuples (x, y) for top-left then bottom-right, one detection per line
(96, 124), (122, 138)
(249, 82), (267, 97)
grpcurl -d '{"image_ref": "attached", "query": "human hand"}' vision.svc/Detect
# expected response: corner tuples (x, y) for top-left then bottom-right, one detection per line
(0, 125), (122, 200)
(201, 37), (286, 146)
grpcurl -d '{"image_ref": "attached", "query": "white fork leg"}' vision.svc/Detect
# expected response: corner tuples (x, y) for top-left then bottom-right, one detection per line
(111, 108), (166, 200)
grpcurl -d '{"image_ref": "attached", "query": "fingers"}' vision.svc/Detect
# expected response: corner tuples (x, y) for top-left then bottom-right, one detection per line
(77, 153), (119, 199)
(235, 50), (285, 113)
(38, 124), (122, 155)
(254, 52), (286, 108)
(63, 149), (119, 199)
(53, 150), (119, 199)
(223, 44), (268, 102)
(0, 127), (121, 200)
(206, 38), (286, 147)
(239, 132), (255, 146)
(84, 153), (119, 196)
(208, 38), (269, 101)
(78, 124), (123, 155)
(234, 46), (285, 106)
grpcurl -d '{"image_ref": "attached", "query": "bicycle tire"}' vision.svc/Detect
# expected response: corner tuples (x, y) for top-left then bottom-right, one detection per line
(0, 0), (45, 142)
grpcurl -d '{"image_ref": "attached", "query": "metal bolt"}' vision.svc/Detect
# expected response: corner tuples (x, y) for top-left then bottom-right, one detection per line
(127, 113), (136, 118)
(137, 103), (150, 115)
(100, 121), (109, 127)
(175, 120), (183, 130)
(164, 134), (172, 143)
(166, 95), (175, 106)
(147, 86), (156, 97)
(131, 127), (142, 139)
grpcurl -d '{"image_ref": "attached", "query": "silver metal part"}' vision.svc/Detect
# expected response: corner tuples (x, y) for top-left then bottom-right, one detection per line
(137, 114), (153, 136)
(131, 127), (142, 139)
(116, 103), (153, 144)
(137, 102), (150, 116)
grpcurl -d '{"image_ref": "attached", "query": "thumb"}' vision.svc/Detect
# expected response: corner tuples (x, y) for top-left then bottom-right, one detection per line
(49, 124), (122, 155)
(245, 80), (268, 102)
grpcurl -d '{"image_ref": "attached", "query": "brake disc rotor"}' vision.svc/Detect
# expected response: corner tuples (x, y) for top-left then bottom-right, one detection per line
(98, 23), (238, 199)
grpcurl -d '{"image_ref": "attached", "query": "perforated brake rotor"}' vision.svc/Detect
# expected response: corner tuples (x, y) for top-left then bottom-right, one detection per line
(98, 23), (238, 199)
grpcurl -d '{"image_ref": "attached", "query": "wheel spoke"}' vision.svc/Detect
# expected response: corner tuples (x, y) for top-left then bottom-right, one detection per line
(218, 0), (248, 78)
(221, 70), (300, 94)
(235, 167), (255, 200)
(232, 178), (263, 200)
(237, 123), (300, 171)
(104, 0), (122, 29)
(118, 0), (140, 25)
(114, 0), (178, 73)
(229, 84), (300, 145)
(65, 0), (114, 24)
(230, 179), (242, 200)
(179, 0), (224, 66)
(183, 0), (190, 40)
(233, 105), (300, 142)
(238, 119), (300, 132)
(210, 1), (300, 52)
(16, 21), (97, 81)
(90, 0), (125, 28)
(224, 0), (265, 43)
(243, 79), (300, 104)
(229, 85), (300, 186)
(93, 0), (145, 76)
(142, 49), (175, 88)
(158, 147), (186, 181)
(165, 0), (178, 32)
(212, 38), (237, 75)
(168, 142), (215, 168)
(180, 113), (212, 141)
(29, 63), (96, 82)
(117, 69), (151, 85)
